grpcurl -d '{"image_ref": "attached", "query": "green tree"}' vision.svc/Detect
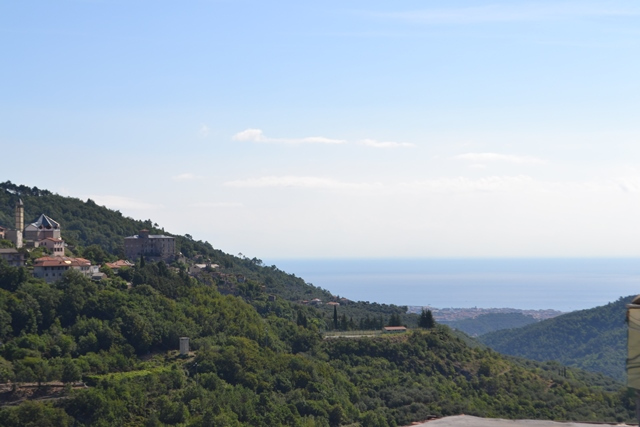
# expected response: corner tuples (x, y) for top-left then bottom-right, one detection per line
(419, 309), (435, 329)
(333, 306), (338, 330)
(388, 313), (402, 327)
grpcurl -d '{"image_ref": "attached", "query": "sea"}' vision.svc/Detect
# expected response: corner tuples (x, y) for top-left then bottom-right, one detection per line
(265, 258), (640, 312)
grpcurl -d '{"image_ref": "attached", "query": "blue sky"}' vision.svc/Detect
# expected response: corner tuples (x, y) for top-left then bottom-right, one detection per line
(2, 1), (640, 258)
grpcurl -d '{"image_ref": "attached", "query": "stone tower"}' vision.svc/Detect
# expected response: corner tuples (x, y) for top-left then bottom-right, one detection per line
(7, 199), (24, 248)
(15, 199), (24, 234)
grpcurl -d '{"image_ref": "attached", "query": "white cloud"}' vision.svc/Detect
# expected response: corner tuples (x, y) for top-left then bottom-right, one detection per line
(223, 175), (540, 194)
(358, 139), (416, 148)
(190, 202), (244, 208)
(376, 4), (640, 25)
(172, 173), (200, 181)
(454, 152), (546, 165)
(224, 176), (380, 191)
(223, 174), (640, 196)
(232, 129), (346, 145)
(86, 195), (162, 211)
(198, 124), (210, 138)
(233, 128), (266, 142)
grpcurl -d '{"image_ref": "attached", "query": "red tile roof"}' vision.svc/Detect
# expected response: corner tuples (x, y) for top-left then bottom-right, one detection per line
(383, 326), (407, 331)
(105, 260), (134, 269)
(34, 256), (91, 267)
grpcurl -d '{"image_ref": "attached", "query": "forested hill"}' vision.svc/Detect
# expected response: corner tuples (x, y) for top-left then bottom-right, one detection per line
(480, 296), (633, 382)
(0, 261), (635, 425)
(0, 181), (412, 327)
(0, 181), (637, 425)
(442, 312), (539, 337)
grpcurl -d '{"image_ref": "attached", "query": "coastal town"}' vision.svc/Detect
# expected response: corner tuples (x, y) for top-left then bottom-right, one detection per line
(407, 305), (564, 322)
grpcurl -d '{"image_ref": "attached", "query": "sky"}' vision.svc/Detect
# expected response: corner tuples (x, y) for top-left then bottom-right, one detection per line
(2, 0), (640, 259)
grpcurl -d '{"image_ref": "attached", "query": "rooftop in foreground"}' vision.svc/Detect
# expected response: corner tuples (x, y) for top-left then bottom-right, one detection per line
(408, 415), (629, 427)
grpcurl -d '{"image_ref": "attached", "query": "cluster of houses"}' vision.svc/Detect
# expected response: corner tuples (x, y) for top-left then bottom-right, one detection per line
(0, 199), (180, 284)
(1, 200), (410, 334)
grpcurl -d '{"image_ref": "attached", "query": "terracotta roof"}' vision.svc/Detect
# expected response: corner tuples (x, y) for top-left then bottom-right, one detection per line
(42, 238), (63, 242)
(105, 260), (134, 269)
(34, 256), (91, 268)
(383, 326), (407, 331)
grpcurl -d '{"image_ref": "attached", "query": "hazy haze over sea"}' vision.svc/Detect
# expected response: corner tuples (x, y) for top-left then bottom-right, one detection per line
(266, 258), (640, 312)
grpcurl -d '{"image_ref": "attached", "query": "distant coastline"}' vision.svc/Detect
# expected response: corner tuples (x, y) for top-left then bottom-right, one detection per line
(267, 258), (640, 312)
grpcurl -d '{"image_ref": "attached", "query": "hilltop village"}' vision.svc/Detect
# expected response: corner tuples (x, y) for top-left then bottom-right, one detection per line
(0, 199), (349, 308)
(0, 200), (181, 283)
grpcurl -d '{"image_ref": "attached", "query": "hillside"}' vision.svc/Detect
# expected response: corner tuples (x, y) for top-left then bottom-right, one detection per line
(442, 312), (539, 337)
(0, 181), (414, 329)
(0, 182), (636, 425)
(480, 296), (632, 382)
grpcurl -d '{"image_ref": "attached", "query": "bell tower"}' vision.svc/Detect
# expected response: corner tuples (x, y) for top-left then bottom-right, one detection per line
(15, 199), (24, 233)
(13, 199), (23, 248)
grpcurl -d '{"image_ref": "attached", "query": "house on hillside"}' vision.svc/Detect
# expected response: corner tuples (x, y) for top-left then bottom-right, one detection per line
(39, 237), (65, 256)
(105, 260), (135, 271)
(188, 263), (219, 276)
(124, 229), (176, 262)
(383, 326), (407, 334)
(33, 256), (99, 284)
(0, 248), (25, 267)
(0, 226), (5, 240)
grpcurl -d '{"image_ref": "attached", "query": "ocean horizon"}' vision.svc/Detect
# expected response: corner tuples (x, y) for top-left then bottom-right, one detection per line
(265, 258), (640, 312)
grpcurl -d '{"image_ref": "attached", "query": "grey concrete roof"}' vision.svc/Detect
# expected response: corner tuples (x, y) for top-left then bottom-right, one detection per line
(25, 214), (60, 230)
(407, 415), (628, 427)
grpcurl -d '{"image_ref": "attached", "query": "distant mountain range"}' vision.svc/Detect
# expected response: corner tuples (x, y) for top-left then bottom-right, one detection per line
(479, 296), (633, 382)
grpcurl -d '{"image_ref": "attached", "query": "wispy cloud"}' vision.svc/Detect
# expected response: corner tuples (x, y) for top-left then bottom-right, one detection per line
(224, 174), (632, 195)
(374, 3), (640, 25)
(233, 129), (346, 145)
(190, 201), (244, 208)
(358, 139), (416, 149)
(454, 152), (546, 165)
(198, 124), (210, 138)
(223, 175), (543, 194)
(87, 195), (162, 211)
(172, 173), (201, 182)
(224, 176), (378, 191)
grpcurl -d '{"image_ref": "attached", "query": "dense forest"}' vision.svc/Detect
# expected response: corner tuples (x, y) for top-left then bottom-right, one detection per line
(442, 312), (539, 337)
(480, 296), (632, 383)
(0, 182), (636, 425)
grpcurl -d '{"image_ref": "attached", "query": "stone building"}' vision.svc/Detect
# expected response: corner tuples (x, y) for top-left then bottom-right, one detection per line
(0, 248), (25, 267)
(33, 256), (99, 284)
(24, 214), (61, 242)
(38, 237), (65, 256)
(124, 229), (176, 262)
(2, 201), (65, 255)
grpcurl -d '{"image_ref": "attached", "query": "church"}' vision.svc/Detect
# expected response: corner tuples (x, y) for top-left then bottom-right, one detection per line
(3, 200), (65, 256)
